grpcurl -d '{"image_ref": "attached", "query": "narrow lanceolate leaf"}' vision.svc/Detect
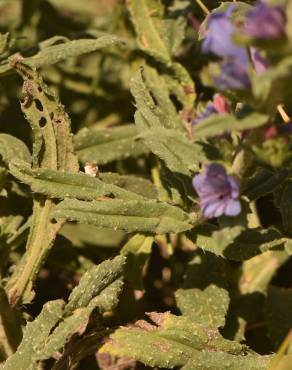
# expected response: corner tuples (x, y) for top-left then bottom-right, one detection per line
(11, 61), (79, 172)
(100, 172), (158, 199)
(100, 312), (246, 368)
(176, 250), (230, 329)
(64, 255), (125, 315)
(5, 63), (78, 305)
(36, 256), (125, 361)
(0, 134), (31, 166)
(53, 198), (192, 234)
(2, 300), (64, 370)
(130, 67), (182, 131)
(126, 0), (171, 61)
(138, 128), (210, 175)
(3, 256), (125, 366)
(192, 113), (269, 139)
(74, 125), (148, 165)
(127, 3), (194, 106)
(130, 67), (183, 131)
(0, 35), (125, 76)
(9, 160), (144, 201)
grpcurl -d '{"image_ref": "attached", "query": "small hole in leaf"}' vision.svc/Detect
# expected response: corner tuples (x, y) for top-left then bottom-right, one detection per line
(50, 112), (54, 120)
(34, 99), (43, 112)
(39, 117), (47, 127)
(38, 86), (42, 93)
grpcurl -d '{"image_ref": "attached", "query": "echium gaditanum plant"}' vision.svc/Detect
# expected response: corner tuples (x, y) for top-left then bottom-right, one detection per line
(1, 0), (292, 369)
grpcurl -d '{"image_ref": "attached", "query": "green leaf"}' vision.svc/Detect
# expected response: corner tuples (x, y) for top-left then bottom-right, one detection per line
(181, 351), (272, 370)
(245, 169), (288, 201)
(100, 172), (158, 199)
(126, 0), (170, 61)
(100, 312), (246, 368)
(53, 198), (192, 234)
(2, 300), (64, 370)
(121, 234), (154, 290)
(5, 64), (79, 305)
(130, 67), (182, 131)
(0, 134), (31, 166)
(9, 160), (144, 201)
(252, 55), (292, 111)
(126, 0), (195, 106)
(189, 225), (285, 261)
(64, 255), (125, 315)
(176, 250), (230, 329)
(74, 125), (148, 165)
(240, 251), (289, 294)
(1, 35), (126, 76)
(265, 286), (292, 350)
(192, 113), (269, 139)
(12, 61), (79, 172)
(4, 256), (125, 366)
(138, 128), (211, 175)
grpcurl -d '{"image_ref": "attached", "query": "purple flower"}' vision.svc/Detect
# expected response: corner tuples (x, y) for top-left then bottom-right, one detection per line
(193, 94), (229, 125)
(250, 48), (268, 74)
(215, 60), (250, 90)
(245, 2), (286, 39)
(192, 164), (241, 219)
(193, 102), (218, 125)
(202, 5), (250, 90)
(202, 5), (248, 65)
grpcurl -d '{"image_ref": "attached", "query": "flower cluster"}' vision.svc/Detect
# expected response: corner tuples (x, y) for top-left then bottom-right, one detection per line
(201, 1), (285, 90)
(193, 1), (286, 218)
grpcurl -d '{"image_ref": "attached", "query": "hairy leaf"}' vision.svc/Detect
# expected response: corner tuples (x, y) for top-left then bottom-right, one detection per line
(9, 160), (144, 201)
(0, 134), (31, 166)
(74, 125), (148, 165)
(176, 250), (230, 329)
(100, 312), (246, 368)
(53, 198), (193, 234)
(0, 35), (125, 76)
(192, 113), (269, 139)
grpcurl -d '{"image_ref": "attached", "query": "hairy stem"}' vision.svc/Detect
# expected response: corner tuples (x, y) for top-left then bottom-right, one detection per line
(6, 197), (61, 306)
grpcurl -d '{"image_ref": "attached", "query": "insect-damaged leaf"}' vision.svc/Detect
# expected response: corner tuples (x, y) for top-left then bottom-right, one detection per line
(5, 62), (79, 305)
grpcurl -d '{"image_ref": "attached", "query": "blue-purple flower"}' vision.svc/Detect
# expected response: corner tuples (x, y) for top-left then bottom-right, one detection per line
(215, 59), (251, 90)
(202, 5), (248, 65)
(193, 94), (229, 125)
(202, 5), (250, 90)
(192, 164), (241, 219)
(245, 2), (286, 39)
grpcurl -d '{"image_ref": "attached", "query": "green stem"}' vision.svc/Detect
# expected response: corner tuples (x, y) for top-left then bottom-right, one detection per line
(6, 197), (61, 306)
(0, 286), (22, 358)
